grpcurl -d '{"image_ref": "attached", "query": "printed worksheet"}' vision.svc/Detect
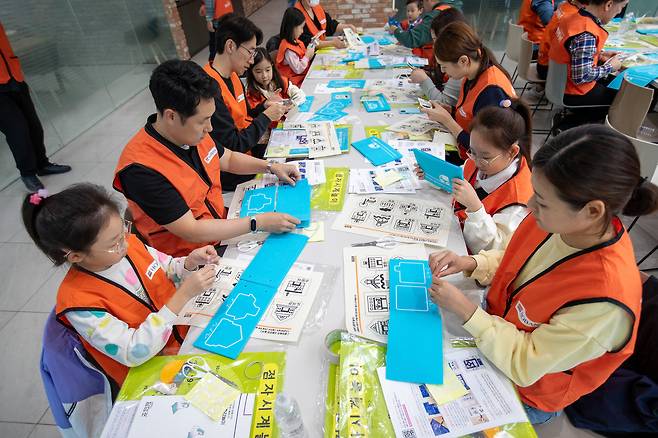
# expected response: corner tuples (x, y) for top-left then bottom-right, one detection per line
(176, 258), (323, 343)
(332, 195), (452, 247)
(387, 115), (446, 135)
(282, 121), (342, 158)
(343, 244), (427, 343)
(377, 347), (529, 438)
(349, 164), (418, 195)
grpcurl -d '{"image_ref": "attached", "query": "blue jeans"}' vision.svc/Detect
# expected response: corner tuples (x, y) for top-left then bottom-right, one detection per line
(523, 403), (560, 425)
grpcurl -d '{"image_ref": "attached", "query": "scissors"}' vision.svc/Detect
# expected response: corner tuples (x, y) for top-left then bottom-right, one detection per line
(237, 239), (265, 253)
(178, 356), (239, 389)
(351, 236), (402, 249)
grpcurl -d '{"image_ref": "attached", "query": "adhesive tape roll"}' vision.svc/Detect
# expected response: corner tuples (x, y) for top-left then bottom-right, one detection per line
(324, 329), (346, 365)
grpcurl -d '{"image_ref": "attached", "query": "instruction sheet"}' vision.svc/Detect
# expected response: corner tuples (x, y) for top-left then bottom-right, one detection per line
(332, 194), (452, 246)
(282, 121), (342, 158)
(377, 347), (530, 438)
(349, 164), (418, 194)
(178, 257), (323, 343)
(343, 244), (427, 343)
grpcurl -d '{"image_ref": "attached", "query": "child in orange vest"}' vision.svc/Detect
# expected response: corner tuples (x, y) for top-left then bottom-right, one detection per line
(387, 0), (424, 32)
(427, 125), (658, 424)
(22, 183), (218, 386)
(276, 7), (315, 87)
(418, 99), (533, 253)
(246, 48), (306, 121)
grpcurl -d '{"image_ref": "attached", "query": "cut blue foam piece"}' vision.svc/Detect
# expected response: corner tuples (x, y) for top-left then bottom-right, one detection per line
(239, 179), (311, 227)
(297, 95), (314, 112)
(308, 112), (347, 122)
(361, 93), (391, 112)
(607, 64), (658, 90)
(351, 136), (402, 166)
(328, 79), (366, 89)
(335, 127), (350, 153)
(386, 258), (443, 384)
(413, 148), (463, 193)
(194, 233), (308, 359)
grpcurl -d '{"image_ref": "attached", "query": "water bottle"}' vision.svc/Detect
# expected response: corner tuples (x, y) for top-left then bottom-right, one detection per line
(274, 393), (307, 438)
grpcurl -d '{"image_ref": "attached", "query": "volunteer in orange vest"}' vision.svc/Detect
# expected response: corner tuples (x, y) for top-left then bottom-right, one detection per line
(548, 0), (625, 120)
(536, 0), (584, 80)
(421, 22), (516, 163)
(201, 0), (234, 64)
(114, 60), (301, 258)
(22, 183), (218, 386)
(276, 8), (315, 87)
(204, 14), (291, 190)
(417, 100), (533, 254)
(428, 125), (658, 424)
(518, 0), (556, 48)
(294, 0), (356, 50)
(0, 22), (71, 192)
(390, 1), (458, 65)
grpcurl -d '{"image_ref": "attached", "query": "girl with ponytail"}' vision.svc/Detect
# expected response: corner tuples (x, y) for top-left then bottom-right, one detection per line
(421, 21), (517, 163)
(22, 183), (220, 386)
(426, 125), (657, 424)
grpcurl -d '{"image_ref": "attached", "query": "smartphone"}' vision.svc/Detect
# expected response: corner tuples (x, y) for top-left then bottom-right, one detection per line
(418, 97), (432, 109)
(280, 98), (293, 106)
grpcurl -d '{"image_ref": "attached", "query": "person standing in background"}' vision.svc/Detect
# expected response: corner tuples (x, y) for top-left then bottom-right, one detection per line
(201, 0), (234, 64)
(0, 22), (71, 192)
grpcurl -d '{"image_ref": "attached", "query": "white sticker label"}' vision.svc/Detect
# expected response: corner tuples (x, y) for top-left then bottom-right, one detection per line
(320, 19), (326, 25)
(204, 147), (218, 163)
(237, 93), (245, 103)
(145, 260), (160, 280)
(458, 107), (467, 117)
(515, 301), (540, 329)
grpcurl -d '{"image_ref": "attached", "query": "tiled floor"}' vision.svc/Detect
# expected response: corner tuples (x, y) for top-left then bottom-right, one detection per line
(0, 0), (656, 437)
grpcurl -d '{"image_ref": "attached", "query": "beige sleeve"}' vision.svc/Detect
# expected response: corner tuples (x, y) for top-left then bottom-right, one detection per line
(465, 248), (507, 286)
(462, 302), (634, 387)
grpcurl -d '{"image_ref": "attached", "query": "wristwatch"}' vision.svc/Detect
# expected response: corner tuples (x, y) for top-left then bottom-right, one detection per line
(249, 216), (258, 233)
(266, 160), (274, 174)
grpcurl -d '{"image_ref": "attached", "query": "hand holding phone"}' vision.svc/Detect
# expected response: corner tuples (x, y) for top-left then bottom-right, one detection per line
(418, 97), (432, 109)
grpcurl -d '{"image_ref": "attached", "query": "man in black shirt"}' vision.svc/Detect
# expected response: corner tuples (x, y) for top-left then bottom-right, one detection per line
(114, 60), (300, 256)
(205, 14), (289, 191)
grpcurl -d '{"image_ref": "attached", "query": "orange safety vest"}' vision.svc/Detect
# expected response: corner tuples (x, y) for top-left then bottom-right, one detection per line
(487, 215), (641, 412)
(0, 23), (24, 84)
(537, 1), (579, 67)
(200, 1), (234, 20)
(56, 234), (188, 386)
(295, 1), (327, 40)
(518, 0), (555, 43)
(276, 39), (308, 87)
(454, 65), (516, 158)
(203, 64), (252, 130)
(247, 76), (290, 128)
(113, 128), (225, 257)
(548, 9), (608, 96)
(415, 3), (453, 66)
(454, 156), (532, 222)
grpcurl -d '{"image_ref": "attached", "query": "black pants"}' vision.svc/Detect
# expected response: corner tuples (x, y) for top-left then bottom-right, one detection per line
(563, 80), (617, 124)
(0, 82), (49, 176)
(536, 63), (547, 80)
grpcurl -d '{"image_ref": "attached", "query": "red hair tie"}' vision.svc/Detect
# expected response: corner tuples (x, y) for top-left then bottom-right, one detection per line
(29, 189), (48, 206)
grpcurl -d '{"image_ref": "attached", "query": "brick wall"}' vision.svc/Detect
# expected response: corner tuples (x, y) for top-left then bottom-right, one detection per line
(241, 0), (272, 16)
(322, 0), (391, 30)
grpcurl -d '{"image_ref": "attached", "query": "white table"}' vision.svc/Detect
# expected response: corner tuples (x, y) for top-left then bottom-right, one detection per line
(178, 45), (484, 436)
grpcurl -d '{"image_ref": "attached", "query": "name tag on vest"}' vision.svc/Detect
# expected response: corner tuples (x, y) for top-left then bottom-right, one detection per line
(320, 19), (326, 25)
(204, 147), (218, 163)
(145, 260), (160, 280)
(237, 93), (245, 103)
(459, 107), (467, 117)
(515, 301), (540, 329)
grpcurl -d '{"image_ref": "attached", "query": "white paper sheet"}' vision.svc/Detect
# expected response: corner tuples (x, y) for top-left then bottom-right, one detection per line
(387, 115), (446, 135)
(177, 258), (323, 343)
(343, 244), (427, 343)
(306, 68), (350, 79)
(377, 348), (529, 438)
(332, 194), (452, 247)
(125, 394), (255, 438)
(293, 159), (326, 185)
(282, 121), (342, 158)
(349, 164), (417, 194)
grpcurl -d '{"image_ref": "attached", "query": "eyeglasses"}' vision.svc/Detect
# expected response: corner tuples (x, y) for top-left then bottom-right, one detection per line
(239, 45), (257, 60)
(466, 148), (503, 168)
(63, 218), (132, 259)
